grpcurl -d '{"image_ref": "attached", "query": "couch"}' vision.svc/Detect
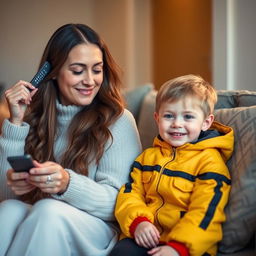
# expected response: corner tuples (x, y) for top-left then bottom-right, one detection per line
(124, 84), (256, 256)
(1, 85), (256, 255)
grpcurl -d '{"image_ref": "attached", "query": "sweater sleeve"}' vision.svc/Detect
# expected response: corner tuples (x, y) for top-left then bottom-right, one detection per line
(52, 109), (142, 221)
(0, 119), (30, 200)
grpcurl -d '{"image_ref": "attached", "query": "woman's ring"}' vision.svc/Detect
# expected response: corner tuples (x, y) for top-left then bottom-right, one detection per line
(46, 175), (52, 184)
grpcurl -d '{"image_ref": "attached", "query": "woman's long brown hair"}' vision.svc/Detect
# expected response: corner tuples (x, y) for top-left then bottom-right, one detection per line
(22, 24), (124, 203)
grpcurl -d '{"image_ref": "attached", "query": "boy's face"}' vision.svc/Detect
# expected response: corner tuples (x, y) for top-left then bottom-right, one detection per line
(154, 96), (214, 147)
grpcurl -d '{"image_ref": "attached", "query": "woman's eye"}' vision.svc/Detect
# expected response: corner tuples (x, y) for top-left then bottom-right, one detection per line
(93, 69), (102, 74)
(72, 70), (83, 75)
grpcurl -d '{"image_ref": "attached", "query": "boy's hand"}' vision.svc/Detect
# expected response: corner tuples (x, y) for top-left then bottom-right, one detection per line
(148, 245), (179, 256)
(134, 221), (160, 248)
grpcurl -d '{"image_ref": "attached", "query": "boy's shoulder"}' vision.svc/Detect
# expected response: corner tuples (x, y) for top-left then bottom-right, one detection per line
(135, 145), (164, 163)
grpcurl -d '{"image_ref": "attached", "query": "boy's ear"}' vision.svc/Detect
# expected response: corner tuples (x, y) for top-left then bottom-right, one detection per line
(202, 114), (214, 131)
(154, 112), (159, 124)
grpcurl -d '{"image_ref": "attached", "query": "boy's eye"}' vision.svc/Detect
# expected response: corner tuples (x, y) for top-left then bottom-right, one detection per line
(163, 114), (173, 119)
(184, 114), (194, 119)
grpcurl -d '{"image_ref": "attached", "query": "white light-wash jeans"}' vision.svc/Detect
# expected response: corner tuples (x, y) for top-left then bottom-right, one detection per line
(0, 199), (119, 256)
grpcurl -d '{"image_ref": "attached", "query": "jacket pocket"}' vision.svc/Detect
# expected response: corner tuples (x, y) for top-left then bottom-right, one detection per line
(142, 172), (156, 195)
(173, 178), (194, 192)
(142, 173), (152, 184)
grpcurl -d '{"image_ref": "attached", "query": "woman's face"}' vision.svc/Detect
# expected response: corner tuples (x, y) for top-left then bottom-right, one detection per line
(56, 43), (103, 106)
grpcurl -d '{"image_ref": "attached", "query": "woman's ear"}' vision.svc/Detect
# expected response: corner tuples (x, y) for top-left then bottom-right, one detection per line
(202, 114), (214, 131)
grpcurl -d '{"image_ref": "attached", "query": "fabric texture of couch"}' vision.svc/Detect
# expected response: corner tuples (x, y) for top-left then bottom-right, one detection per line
(124, 85), (256, 256)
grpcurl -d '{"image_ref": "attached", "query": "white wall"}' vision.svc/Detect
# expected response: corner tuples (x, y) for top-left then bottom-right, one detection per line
(0, 0), (152, 90)
(231, 0), (256, 90)
(212, 0), (228, 90)
(213, 0), (256, 90)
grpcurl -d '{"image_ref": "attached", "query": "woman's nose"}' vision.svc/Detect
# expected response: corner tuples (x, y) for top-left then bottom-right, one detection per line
(82, 71), (94, 86)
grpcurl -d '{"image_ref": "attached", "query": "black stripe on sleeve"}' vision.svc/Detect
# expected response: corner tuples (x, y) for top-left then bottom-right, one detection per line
(199, 180), (223, 230)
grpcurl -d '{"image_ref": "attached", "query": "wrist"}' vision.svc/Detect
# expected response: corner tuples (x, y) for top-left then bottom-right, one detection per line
(9, 118), (22, 126)
(167, 241), (189, 256)
(58, 169), (70, 195)
(130, 216), (151, 237)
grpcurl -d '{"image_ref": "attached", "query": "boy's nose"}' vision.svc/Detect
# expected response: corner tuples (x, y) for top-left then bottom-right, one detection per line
(171, 118), (183, 127)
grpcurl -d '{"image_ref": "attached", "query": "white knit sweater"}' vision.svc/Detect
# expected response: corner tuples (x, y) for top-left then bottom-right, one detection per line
(0, 101), (142, 221)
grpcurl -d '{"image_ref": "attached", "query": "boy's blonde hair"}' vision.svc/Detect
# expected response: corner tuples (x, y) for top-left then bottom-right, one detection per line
(155, 74), (217, 117)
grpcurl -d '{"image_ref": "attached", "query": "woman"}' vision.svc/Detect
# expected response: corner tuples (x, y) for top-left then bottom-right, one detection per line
(0, 23), (141, 256)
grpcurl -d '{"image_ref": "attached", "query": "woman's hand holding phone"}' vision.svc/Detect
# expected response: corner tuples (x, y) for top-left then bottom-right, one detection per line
(6, 155), (36, 195)
(6, 169), (36, 195)
(7, 155), (70, 195)
(27, 161), (70, 195)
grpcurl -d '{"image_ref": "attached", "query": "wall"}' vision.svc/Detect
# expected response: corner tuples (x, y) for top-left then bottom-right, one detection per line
(213, 0), (256, 90)
(1, 0), (255, 92)
(152, 0), (212, 89)
(0, 0), (94, 87)
(0, 0), (152, 90)
(92, 0), (152, 89)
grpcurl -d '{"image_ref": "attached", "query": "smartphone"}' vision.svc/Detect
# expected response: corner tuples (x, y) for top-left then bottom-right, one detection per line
(7, 154), (35, 172)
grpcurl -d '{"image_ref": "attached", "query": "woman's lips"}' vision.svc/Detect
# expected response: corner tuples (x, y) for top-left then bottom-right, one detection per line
(76, 88), (94, 96)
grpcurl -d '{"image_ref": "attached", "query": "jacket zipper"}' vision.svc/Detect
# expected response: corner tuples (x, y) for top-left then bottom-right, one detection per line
(154, 147), (176, 234)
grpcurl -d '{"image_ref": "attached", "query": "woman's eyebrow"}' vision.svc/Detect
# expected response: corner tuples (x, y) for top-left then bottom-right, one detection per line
(70, 62), (103, 67)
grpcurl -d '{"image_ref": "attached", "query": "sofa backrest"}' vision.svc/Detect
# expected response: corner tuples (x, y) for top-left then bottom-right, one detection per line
(124, 86), (256, 150)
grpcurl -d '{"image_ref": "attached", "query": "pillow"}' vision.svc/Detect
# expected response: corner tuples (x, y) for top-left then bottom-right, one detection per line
(237, 93), (256, 107)
(216, 90), (256, 109)
(214, 106), (256, 253)
(216, 91), (236, 109)
(123, 84), (153, 122)
(137, 88), (158, 150)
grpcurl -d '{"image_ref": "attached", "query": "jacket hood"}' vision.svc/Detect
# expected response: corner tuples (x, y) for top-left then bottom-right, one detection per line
(153, 121), (234, 162)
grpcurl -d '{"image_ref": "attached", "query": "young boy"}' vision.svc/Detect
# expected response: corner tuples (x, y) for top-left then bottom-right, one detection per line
(110, 75), (234, 256)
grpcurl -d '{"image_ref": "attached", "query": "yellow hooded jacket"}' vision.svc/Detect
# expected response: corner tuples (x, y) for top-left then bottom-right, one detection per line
(115, 121), (234, 256)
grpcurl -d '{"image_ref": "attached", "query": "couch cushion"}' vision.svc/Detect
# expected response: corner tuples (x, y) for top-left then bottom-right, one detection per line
(214, 106), (256, 253)
(216, 90), (256, 109)
(123, 84), (153, 122)
(137, 89), (158, 149)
